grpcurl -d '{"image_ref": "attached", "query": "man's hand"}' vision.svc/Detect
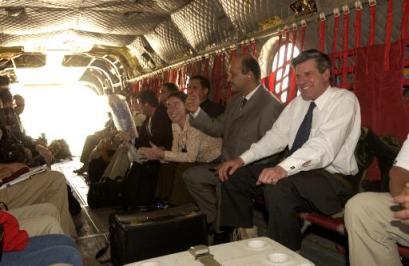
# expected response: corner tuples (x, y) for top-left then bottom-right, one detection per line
(185, 92), (200, 113)
(217, 158), (244, 182)
(393, 182), (409, 224)
(36, 144), (54, 166)
(117, 131), (131, 143)
(256, 166), (288, 185)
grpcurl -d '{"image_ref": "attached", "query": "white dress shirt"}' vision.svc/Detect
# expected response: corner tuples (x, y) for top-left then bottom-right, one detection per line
(240, 86), (361, 176)
(394, 135), (409, 171)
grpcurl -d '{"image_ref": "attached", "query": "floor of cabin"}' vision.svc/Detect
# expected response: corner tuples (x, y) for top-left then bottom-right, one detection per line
(53, 158), (347, 266)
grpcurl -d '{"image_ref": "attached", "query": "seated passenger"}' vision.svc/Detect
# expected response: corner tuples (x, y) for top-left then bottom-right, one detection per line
(74, 112), (115, 175)
(100, 83), (177, 181)
(345, 134), (409, 266)
(217, 49), (361, 250)
(140, 92), (222, 205)
(0, 90), (76, 237)
(187, 75), (225, 118)
(130, 93), (146, 128)
(158, 82), (180, 105)
(183, 54), (282, 233)
(0, 163), (77, 237)
(7, 203), (64, 236)
(0, 211), (82, 266)
(122, 89), (173, 207)
(0, 88), (53, 166)
(12, 94), (25, 134)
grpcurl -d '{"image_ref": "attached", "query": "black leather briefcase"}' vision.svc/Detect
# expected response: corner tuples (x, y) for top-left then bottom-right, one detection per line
(109, 203), (208, 266)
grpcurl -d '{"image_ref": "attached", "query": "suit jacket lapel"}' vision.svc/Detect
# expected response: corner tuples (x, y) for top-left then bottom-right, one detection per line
(231, 86), (264, 122)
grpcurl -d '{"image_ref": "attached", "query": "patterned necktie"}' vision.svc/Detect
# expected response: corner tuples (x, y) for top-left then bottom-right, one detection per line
(289, 102), (316, 154)
(240, 98), (247, 111)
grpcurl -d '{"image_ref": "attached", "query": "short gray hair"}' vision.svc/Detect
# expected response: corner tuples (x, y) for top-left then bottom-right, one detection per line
(291, 49), (331, 73)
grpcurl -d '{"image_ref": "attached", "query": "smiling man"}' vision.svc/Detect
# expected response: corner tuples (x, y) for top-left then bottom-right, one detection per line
(217, 49), (361, 251)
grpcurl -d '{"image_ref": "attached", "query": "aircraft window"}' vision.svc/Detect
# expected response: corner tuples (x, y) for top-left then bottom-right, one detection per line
(62, 55), (92, 67)
(13, 53), (46, 68)
(271, 43), (300, 102)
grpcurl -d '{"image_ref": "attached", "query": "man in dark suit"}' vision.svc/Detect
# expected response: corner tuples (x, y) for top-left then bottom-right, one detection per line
(124, 89), (173, 207)
(183, 54), (283, 236)
(217, 49), (361, 250)
(187, 75), (224, 118)
(134, 89), (172, 149)
(158, 82), (179, 105)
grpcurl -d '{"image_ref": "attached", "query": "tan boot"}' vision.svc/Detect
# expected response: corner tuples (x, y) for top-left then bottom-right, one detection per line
(232, 226), (258, 241)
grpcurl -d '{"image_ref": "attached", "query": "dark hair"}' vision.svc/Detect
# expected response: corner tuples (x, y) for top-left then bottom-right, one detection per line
(167, 91), (187, 103)
(0, 75), (10, 87)
(291, 49), (331, 73)
(240, 54), (261, 81)
(137, 89), (159, 107)
(162, 83), (179, 94)
(190, 75), (211, 93)
(0, 89), (12, 104)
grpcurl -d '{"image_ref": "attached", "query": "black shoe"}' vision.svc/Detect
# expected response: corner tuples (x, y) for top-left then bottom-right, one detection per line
(213, 231), (231, 245)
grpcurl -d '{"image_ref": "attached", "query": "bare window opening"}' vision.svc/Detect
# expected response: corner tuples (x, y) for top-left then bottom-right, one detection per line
(271, 43), (300, 102)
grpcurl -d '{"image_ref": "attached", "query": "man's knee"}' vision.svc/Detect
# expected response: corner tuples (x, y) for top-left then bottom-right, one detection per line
(37, 171), (67, 188)
(263, 182), (287, 204)
(38, 203), (60, 219)
(345, 192), (377, 222)
(183, 166), (215, 186)
(45, 216), (65, 234)
(183, 167), (196, 185)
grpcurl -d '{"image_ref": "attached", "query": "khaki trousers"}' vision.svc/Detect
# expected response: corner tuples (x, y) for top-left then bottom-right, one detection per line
(345, 192), (409, 266)
(103, 147), (130, 179)
(0, 170), (76, 237)
(8, 203), (64, 236)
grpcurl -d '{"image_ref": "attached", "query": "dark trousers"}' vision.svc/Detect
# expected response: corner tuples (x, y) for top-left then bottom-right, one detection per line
(219, 164), (353, 251)
(123, 160), (161, 207)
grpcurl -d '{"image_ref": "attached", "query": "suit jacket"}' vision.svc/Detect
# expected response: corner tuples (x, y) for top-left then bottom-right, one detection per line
(135, 104), (172, 150)
(200, 99), (225, 118)
(190, 85), (283, 162)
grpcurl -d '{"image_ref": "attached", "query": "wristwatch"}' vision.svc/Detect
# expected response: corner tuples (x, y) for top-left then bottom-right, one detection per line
(189, 245), (222, 266)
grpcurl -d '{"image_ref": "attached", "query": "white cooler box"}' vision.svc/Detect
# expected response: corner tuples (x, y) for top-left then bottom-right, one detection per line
(126, 237), (314, 266)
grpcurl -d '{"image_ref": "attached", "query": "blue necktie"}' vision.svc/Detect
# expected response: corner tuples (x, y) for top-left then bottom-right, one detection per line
(289, 102), (316, 154)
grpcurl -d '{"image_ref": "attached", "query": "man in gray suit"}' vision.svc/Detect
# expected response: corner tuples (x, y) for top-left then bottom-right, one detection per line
(183, 54), (283, 235)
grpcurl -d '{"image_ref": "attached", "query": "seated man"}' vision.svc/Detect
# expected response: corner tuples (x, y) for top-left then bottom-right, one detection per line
(217, 49), (361, 250)
(101, 83), (177, 181)
(74, 112), (115, 175)
(187, 75), (225, 118)
(345, 134), (409, 266)
(7, 203), (64, 236)
(0, 88), (53, 166)
(183, 54), (282, 235)
(1, 210), (82, 266)
(0, 163), (76, 237)
(123, 89), (173, 207)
